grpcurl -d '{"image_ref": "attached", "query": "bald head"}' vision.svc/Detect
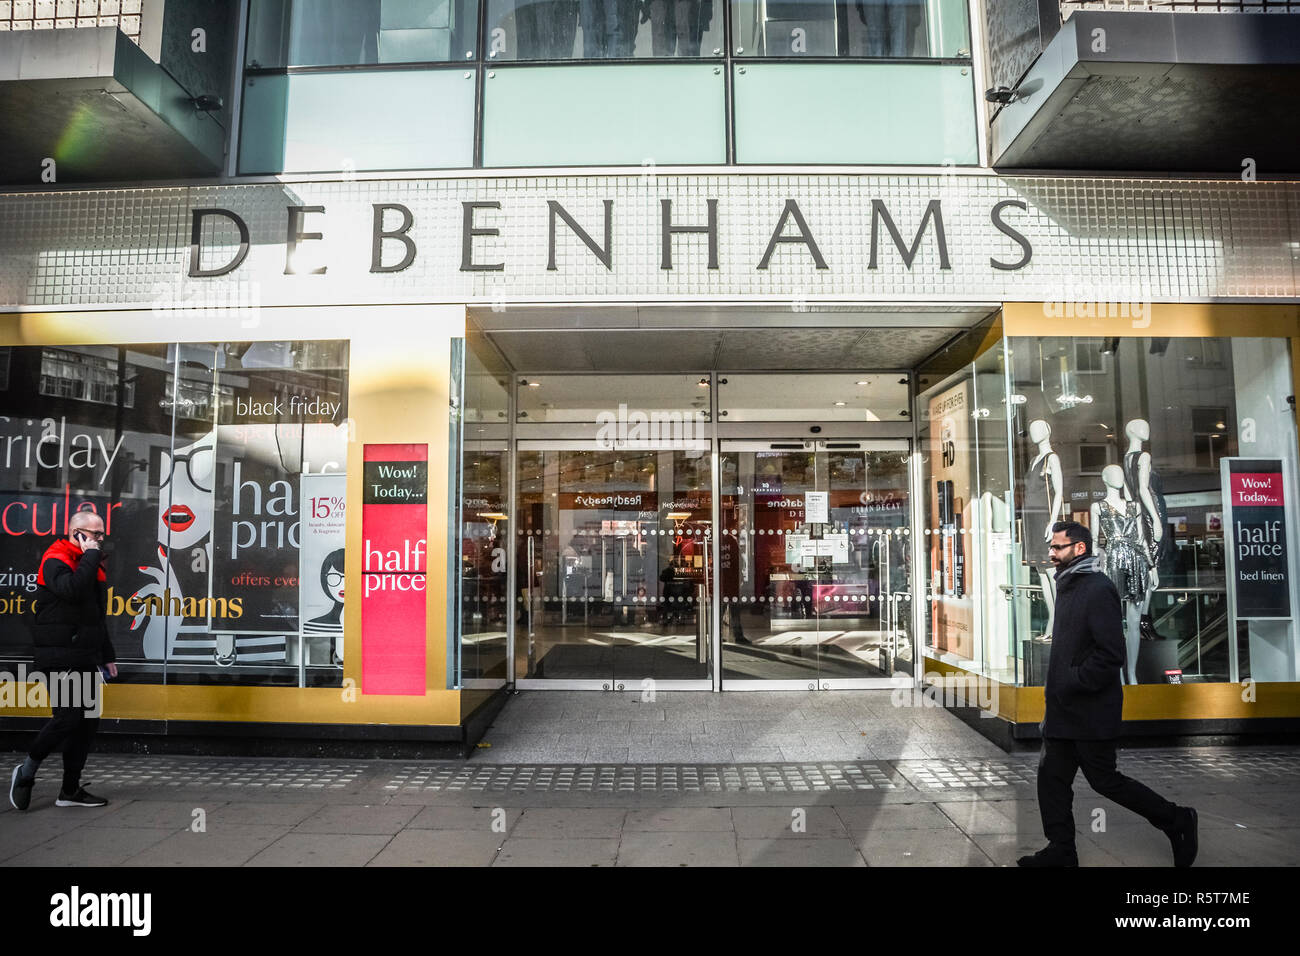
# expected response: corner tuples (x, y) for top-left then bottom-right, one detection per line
(69, 511), (105, 535)
(69, 510), (106, 552)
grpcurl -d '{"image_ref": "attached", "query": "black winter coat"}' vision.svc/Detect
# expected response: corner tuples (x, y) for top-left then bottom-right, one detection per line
(31, 545), (116, 672)
(1042, 560), (1126, 739)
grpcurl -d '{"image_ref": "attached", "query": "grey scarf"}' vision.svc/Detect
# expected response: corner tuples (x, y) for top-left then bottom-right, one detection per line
(1054, 554), (1099, 584)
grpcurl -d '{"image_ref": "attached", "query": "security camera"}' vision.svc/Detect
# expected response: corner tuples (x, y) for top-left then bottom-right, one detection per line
(984, 87), (1019, 105)
(192, 94), (224, 112)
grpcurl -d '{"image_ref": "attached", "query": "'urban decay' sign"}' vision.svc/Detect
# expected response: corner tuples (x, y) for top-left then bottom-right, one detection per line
(1222, 458), (1293, 620)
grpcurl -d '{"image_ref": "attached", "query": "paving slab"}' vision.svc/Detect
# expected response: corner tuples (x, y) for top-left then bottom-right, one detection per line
(732, 805), (849, 839)
(616, 831), (740, 866)
(4, 824), (177, 866)
(368, 830), (504, 866)
(624, 807), (735, 831)
(738, 837), (867, 867)
(510, 807), (627, 839)
(294, 803), (421, 834)
(122, 824), (291, 867)
(493, 838), (620, 867)
(245, 833), (394, 867)
(855, 828), (995, 866)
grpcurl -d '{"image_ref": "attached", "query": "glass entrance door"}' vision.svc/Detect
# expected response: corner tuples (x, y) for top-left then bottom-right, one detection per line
(719, 440), (913, 687)
(515, 442), (713, 687)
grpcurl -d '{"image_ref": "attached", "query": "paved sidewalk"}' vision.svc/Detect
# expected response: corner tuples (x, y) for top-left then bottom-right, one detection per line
(4, 745), (1297, 866)
(473, 690), (1014, 763)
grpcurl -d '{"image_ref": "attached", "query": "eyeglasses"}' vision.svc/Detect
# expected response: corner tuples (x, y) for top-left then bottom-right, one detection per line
(74, 530), (106, 540)
(325, 571), (344, 587)
(1047, 543), (1079, 552)
(160, 446), (215, 494)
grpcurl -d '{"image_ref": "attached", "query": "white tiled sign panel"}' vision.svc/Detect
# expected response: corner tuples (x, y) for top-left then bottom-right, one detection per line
(0, 174), (1296, 310)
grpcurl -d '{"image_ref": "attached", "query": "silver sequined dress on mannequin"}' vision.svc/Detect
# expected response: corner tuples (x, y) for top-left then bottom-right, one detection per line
(1096, 498), (1151, 604)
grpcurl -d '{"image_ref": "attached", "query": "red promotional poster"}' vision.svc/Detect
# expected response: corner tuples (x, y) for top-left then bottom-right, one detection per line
(361, 443), (428, 695)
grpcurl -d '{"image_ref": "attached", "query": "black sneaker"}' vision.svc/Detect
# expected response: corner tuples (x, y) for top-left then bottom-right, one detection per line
(9, 763), (34, 811)
(1166, 806), (1198, 867)
(55, 787), (108, 808)
(1016, 842), (1079, 867)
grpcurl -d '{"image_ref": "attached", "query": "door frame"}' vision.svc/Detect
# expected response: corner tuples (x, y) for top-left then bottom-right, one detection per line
(716, 438), (917, 691)
(503, 372), (922, 692)
(511, 437), (715, 691)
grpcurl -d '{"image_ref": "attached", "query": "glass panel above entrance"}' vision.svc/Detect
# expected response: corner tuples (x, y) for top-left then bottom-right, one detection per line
(719, 440), (913, 685)
(718, 373), (911, 422)
(516, 374), (710, 424)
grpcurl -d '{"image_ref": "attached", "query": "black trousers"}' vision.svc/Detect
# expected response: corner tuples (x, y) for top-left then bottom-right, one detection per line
(1037, 737), (1177, 846)
(27, 669), (101, 793)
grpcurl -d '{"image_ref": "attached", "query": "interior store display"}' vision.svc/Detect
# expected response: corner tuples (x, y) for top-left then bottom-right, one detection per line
(1092, 463), (1154, 684)
(1023, 418), (1063, 636)
(1122, 418), (1170, 641)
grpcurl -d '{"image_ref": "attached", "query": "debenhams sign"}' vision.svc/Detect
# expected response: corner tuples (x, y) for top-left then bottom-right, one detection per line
(187, 197), (1033, 278)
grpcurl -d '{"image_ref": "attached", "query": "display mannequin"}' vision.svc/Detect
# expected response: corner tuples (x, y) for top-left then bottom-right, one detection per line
(1023, 420), (1063, 636)
(1123, 419), (1169, 640)
(1092, 465), (1154, 684)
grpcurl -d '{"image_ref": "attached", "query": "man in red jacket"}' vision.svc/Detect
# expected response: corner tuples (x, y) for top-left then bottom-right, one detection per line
(1018, 521), (1197, 867)
(9, 511), (117, 811)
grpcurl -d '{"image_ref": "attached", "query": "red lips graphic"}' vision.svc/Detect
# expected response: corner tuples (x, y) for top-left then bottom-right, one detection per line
(163, 505), (195, 533)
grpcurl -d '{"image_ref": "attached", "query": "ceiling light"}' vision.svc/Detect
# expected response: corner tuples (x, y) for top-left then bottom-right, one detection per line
(698, 378), (710, 387)
(834, 401), (847, 406)
(856, 380), (869, 386)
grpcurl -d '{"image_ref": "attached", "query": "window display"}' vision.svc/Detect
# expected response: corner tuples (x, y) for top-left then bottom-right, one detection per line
(920, 331), (1300, 689)
(0, 341), (350, 688)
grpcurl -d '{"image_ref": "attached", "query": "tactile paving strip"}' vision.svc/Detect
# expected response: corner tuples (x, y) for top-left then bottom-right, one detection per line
(384, 762), (903, 793)
(895, 759), (1039, 790)
(1113, 749), (1300, 781)
(80, 757), (363, 791)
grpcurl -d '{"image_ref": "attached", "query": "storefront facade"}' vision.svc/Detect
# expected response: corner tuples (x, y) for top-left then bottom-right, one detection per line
(1, 170), (1297, 749)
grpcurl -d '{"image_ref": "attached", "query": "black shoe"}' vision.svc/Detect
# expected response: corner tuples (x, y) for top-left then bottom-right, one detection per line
(1166, 806), (1198, 867)
(9, 764), (34, 811)
(1016, 842), (1079, 867)
(55, 787), (108, 808)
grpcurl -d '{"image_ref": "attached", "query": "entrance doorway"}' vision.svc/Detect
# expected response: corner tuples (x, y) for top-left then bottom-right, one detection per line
(509, 433), (914, 690)
(719, 440), (913, 688)
(514, 440), (714, 689)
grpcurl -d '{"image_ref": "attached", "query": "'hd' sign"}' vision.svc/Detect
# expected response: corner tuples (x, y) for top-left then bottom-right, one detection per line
(1222, 458), (1292, 620)
(361, 444), (428, 694)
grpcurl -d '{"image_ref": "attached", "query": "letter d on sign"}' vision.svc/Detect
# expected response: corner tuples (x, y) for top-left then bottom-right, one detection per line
(189, 209), (250, 277)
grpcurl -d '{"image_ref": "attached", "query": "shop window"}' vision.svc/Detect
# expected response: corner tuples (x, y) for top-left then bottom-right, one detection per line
(483, 0), (723, 61)
(246, 0), (479, 67)
(919, 333), (1300, 691)
(1183, 338), (1225, 370)
(1077, 442), (1110, 476)
(38, 348), (136, 408)
(0, 341), (351, 690)
(1072, 338), (1109, 375)
(1191, 406), (1233, 470)
(730, 0), (968, 58)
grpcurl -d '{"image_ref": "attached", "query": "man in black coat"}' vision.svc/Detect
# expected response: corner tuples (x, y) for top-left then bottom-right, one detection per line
(9, 511), (116, 811)
(1018, 520), (1197, 867)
